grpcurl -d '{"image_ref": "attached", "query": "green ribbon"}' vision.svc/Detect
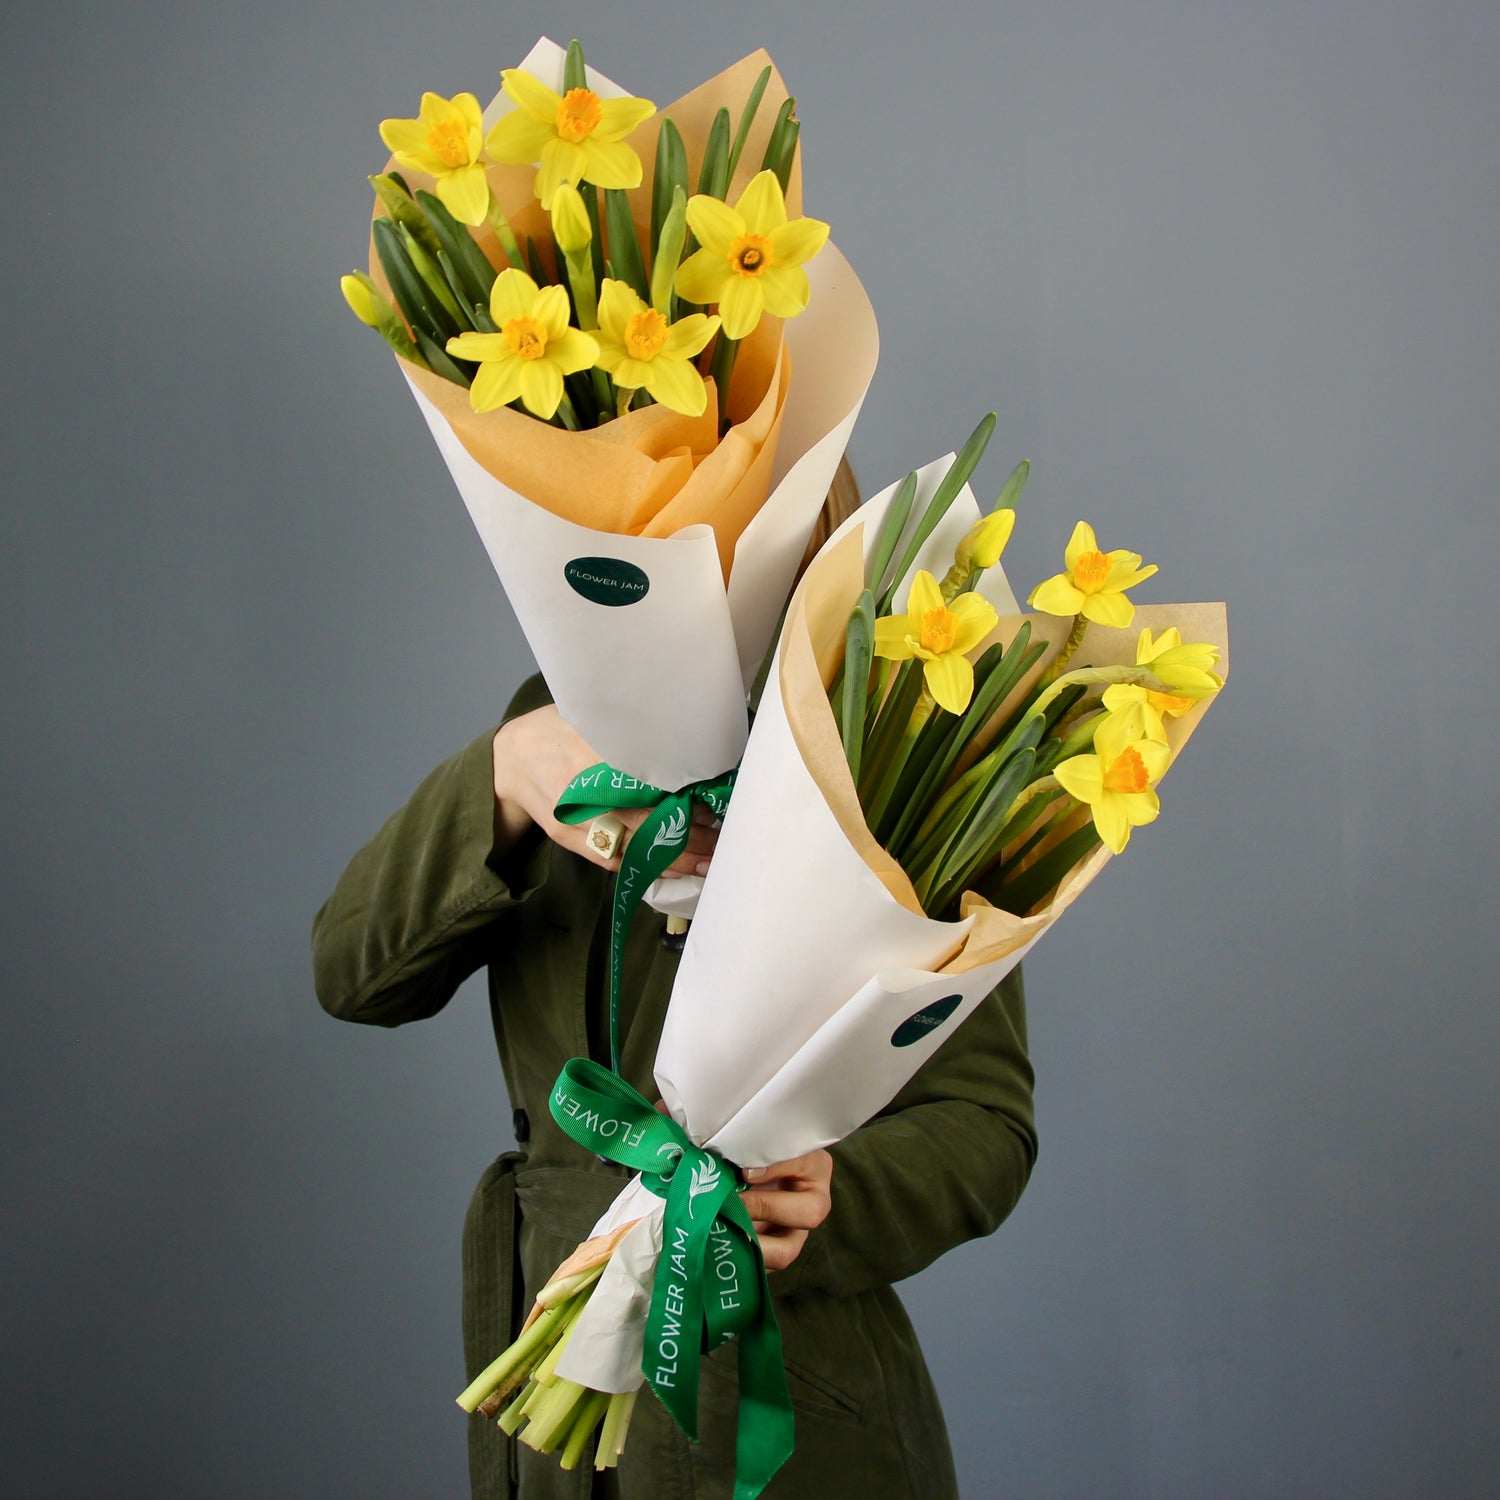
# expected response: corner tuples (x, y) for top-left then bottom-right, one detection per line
(549, 1058), (794, 1499)
(555, 762), (736, 1074)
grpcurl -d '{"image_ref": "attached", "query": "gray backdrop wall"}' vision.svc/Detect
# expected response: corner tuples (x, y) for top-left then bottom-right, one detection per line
(3, 3), (1496, 1497)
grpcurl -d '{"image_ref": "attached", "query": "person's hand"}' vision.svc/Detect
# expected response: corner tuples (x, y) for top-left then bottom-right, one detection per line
(492, 704), (718, 876)
(740, 1150), (834, 1272)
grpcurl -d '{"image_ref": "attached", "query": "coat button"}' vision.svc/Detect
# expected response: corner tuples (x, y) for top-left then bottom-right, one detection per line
(513, 1108), (530, 1144)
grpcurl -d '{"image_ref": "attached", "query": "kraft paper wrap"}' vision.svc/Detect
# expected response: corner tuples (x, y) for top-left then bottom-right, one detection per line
(781, 527), (1231, 973)
(369, 46), (805, 578)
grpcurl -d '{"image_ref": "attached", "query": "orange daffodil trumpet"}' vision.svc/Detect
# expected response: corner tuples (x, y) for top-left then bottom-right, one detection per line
(873, 570), (999, 715)
(675, 171), (830, 340)
(594, 281), (720, 418)
(447, 269), (598, 419)
(1030, 521), (1158, 629)
(486, 68), (656, 209)
(379, 92), (490, 226)
(1054, 706), (1172, 854)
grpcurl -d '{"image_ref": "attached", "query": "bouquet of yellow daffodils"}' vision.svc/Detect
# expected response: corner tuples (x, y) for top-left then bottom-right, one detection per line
(341, 36), (878, 795)
(453, 419), (1227, 1493)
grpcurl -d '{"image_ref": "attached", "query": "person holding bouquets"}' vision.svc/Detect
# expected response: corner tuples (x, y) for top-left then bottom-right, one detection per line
(312, 472), (1038, 1500)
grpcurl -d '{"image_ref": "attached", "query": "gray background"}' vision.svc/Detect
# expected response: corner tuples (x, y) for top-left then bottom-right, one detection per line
(2, 2), (1496, 1497)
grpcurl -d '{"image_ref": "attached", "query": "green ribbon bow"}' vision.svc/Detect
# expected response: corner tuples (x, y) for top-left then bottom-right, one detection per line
(555, 762), (736, 1073)
(549, 1058), (794, 1499)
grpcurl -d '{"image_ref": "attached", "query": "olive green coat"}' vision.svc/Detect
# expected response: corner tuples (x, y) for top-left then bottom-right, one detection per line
(312, 676), (1038, 1500)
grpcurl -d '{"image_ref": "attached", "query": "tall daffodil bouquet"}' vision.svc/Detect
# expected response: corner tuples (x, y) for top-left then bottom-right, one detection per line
(454, 418), (1227, 1494)
(342, 36), (878, 800)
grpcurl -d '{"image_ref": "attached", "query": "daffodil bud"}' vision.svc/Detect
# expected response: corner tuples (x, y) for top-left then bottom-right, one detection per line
(550, 182), (593, 255)
(955, 507), (1016, 574)
(341, 271), (388, 328)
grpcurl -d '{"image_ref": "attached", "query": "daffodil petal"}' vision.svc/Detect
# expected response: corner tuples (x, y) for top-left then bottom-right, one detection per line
(452, 91), (483, 138)
(485, 110), (556, 164)
(536, 139), (587, 207)
(596, 279), (639, 341)
(470, 358), (523, 412)
(579, 136), (643, 190)
(1063, 521), (1099, 574)
(1119, 790), (1162, 825)
(766, 215), (829, 268)
(642, 355), (708, 416)
(758, 265), (811, 319)
(1136, 741), (1172, 780)
(1101, 684), (1145, 715)
(1106, 560), (1158, 593)
(662, 313), (719, 359)
(948, 594), (999, 653)
(435, 163), (491, 226)
(518, 358), (564, 418)
(873, 617), (919, 660)
(907, 570), (944, 616)
(595, 96), (656, 141)
(684, 195), (743, 258)
(379, 117), (443, 175)
(1092, 798), (1132, 854)
(592, 339), (626, 374)
(733, 170), (789, 233)
(489, 268), (540, 325)
(1092, 709), (1138, 766)
(501, 69), (561, 123)
(673, 248), (731, 306)
(550, 327), (601, 375)
(1054, 754), (1104, 805)
(533, 284), (572, 341)
(716, 274), (765, 340)
(1029, 574), (1086, 617)
(1081, 591), (1136, 629)
(446, 332), (511, 362)
(924, 652), (975, 715)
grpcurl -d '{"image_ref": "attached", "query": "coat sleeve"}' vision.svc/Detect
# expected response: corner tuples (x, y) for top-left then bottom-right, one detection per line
(311, 676), (555, 1028)
(771, 964), (1037, 1299)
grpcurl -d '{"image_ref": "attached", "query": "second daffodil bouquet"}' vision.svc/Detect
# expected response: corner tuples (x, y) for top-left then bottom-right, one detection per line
(342, 36), (878, 795)
(453, 420), (1227, 1495)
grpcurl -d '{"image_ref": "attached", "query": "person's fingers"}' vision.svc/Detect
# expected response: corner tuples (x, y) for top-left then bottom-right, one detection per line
(737, 1186), (830, 1231)
(756, 1226), (808, 1272)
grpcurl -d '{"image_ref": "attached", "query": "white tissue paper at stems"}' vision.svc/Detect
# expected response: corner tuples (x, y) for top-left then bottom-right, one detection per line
(404, 41), (880, 794)
(555, 456), (1032, 1392)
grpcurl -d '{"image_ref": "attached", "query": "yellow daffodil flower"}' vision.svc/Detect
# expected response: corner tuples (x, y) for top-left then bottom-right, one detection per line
(1053, 706), (1172, 854)
(379, 92), (490, 226)
(1133, 627), (1224, 696)
(485, 69), (655, 209)
(1100, 628), (1222, 736)
(674, 170), (829, 340)
(1029, 521), (1158, 629)
(873, 570), (999, 715)
(446, 269), (599, 418)
(593, 280), (720, 417)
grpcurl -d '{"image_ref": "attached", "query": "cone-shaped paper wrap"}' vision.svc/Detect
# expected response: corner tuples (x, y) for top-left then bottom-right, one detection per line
(553, 455), (1228, 1392)
(378, 40), (879, 789)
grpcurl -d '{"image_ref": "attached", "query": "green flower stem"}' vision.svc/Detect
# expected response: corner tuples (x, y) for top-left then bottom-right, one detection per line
(556, 396), (582, 431)
(596, 1389), (638, 1470)
(995, 821), (1102, 916)
(1039, 612), (1089, 687)
(840, 590), (876, 783)
(484, 192), (523, 269)
(878, 413), (996, 614)
(560, 1389), (612, 1471)
(857, 660), (924, 810)
(498, 1378), (538, 1435)
(562, 247), (598, 329)
(458, 1297), (574, 1413)
(708, 333), (740, 431)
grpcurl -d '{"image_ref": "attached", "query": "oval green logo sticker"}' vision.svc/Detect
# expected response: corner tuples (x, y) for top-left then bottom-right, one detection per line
(890, 994), (963, 1048)
(563, 556), (650, 607)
